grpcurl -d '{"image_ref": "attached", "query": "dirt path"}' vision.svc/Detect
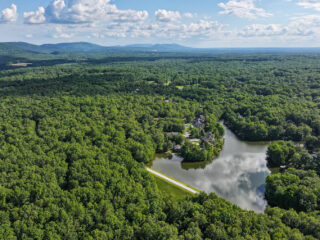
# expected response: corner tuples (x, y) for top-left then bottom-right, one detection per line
(146, 167), (199, 194)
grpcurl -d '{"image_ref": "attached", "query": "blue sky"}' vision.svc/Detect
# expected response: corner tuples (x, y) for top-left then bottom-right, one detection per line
(0, 0), (320, 47)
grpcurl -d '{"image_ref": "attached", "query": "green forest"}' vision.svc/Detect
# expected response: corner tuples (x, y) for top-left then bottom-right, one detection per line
(0, 51), (320, 239)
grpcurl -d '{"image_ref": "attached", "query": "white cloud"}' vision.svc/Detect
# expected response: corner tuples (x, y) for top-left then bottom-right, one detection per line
(60, 0), (114, 23)
(185, 20), (224, 37)
(153, 20), (225, 39)
(239, 15), (320, 38)
(297, 0), (320, 11)
(289, 15), (320, 36)
(53, 26), (74, 38)
(218, 0), (272, 19)
(24, 0), (148, 24)
(155, 9), (181, 22)
(0, 4), (18, 23)
(111, 9), (148, 23)
(85, 18), (225, 41)
(46, 0), (66, 22)
(239, 24), (287, 37)
(105, 22), (154, 38)
(24, 7), (46, 24)
(184, 13), (195, 19)
(20, 0), (226, 42)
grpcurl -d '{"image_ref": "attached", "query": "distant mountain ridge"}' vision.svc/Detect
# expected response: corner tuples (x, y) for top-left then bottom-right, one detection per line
(1, 42), (195, 54)
(1, 41), (320, 55)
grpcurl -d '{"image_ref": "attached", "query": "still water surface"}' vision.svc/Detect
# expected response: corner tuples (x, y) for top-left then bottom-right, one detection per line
(149, 123), (270, 213)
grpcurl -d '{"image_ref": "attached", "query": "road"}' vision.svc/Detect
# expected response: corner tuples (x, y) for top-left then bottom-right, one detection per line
(146, 167), (199, 194)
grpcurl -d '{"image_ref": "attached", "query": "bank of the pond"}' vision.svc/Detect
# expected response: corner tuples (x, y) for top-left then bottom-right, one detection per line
(149, 122), (271, 213)
(146, 167), (200, 194)
(153, 175), (193, 200)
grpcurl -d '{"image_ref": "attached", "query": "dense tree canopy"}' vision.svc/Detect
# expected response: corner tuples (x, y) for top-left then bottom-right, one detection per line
(266, 169), (320, 212)
(1, 52), (320, 239)
(266, 141), (319, 172)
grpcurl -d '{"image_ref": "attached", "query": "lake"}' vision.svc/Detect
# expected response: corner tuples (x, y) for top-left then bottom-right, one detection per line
(149, 123), (270, 213)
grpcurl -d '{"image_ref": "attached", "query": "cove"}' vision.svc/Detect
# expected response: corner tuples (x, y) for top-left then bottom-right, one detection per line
(149, 122), (271, 213)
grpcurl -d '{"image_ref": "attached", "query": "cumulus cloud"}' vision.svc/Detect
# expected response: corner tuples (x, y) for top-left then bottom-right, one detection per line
(24, 7), (46, 24)
(104, 22), (155, 38)
(53, 26), (74, 38)
(239, 15), (320, 38)
(22, 0), (227, 41)
(184, 13), (196, 19)
(153, 20), (225, 39)
(297, 0), (320, 11)
(155, 9), (181, 22)
(0, 4), (18, 23)
(45, 0), (66, 22)
(58, 0), (114, 23)
(111, 9), (148, 23)
(239, 24), (287, 37)
(88, 18), (225, 40)
(24, 0), (148, 24)
(185, 20), (224, 37)
(218, 0), (272, 19)
(289, 15), (320, 36)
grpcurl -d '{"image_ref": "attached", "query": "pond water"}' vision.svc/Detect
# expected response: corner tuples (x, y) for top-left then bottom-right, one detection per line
(149, 123), (270, 213)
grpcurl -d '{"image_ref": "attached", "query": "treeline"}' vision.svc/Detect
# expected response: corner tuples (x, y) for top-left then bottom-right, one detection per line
(266, 168), (320, 212)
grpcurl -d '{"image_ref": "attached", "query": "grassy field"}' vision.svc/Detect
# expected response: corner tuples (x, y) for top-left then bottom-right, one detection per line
(154, 175), (193, 200)
(269, 167), (281, 174)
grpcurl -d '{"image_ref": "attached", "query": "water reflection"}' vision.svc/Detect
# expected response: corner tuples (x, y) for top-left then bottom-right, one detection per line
(150, 123), (270, 213)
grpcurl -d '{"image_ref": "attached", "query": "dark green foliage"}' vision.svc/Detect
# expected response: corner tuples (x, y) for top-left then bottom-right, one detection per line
(266, 141), (319, 173)
(266, 207), (320, 239)
(305, 135), (320, 151)
(267, 141), (299, 168)
(161, 118), (185, 133)
(266, 169), (320, 212)
(181, 141), (208, 162)
(168, 134), (185, 145)
(166, 193), (319, 240)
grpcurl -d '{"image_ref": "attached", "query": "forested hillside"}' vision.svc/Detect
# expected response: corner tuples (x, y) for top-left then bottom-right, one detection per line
(0, 52), (320, 239)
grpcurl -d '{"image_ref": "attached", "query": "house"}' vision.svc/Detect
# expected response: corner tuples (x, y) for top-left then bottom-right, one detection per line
(167, 132), (179, 136)
(194, 115), (206, 128)
(173, 144), (182, 152)
(202, 132), (213, 142)
(194, 120), (203, 128)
